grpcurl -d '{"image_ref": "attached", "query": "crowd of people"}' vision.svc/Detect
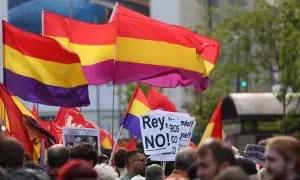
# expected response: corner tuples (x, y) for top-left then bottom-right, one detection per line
(0, 135), (299, 180)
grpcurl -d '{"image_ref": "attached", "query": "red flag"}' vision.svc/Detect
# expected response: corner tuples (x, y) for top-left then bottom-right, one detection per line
(198, 99), (223, 147)
(188, 142), (197, 150)
(32, 104), (51, 132)
(54, 107), (116, 149)
(147, 87), (177, 112)
(126, 138), (137, 151)
(50, 122), (63, 144)
(0, 84), (33, 155)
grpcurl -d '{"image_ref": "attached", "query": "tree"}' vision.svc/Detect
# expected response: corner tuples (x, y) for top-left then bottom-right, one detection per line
(189, 0), (300, 137)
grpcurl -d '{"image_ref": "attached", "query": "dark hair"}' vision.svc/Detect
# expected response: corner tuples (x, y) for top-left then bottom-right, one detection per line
(236, 158), (257, 175)
(57, 160), (98, 180)
(114, 149), (127, 168)
(47, 145), (71, 168)
(70, 142), (98, 167)
(0, 138), (24, 168)
(198, 139), (236, 166)
(125, 150), (143, 166)
(97, 154), (108, 164)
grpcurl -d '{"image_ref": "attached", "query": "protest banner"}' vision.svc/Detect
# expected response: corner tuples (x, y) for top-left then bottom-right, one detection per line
(150, 120), (181, 161)
(140, 113), (172, 155)
(63, 127), (100, 154)
(244, 144), (265, 165)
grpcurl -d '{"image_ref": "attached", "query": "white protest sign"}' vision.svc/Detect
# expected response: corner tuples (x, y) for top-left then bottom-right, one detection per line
(140, 113), (172, 155)
(63, 127), (100, 154)
(148, 111), (196, 150)
(150, 120), (181, 161)
(244, 144), (265, 165)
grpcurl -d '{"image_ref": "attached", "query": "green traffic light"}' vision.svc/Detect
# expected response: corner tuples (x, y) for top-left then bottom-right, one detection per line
(241, 81), (247, 87)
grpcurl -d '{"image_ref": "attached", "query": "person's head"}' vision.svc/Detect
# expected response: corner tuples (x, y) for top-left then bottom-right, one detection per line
(70, 142), (98, 167)
(214, 167), (249, 180)
(47, 144), (71, 169)
(94, 163), (119, 180)
(87, 136), (97, 146)
(73, 136), (82, 145)
(235, 158), (257, 175)
(0, 138), (24, 168)
(174, 147), (198, 171)
(114, 148), (127, 168)
(57, 160), (98, 180)
(197, 139), (236, 180)
(126, 150), (146, 176)
(264, 136), (300, 180)
(145, 164), (164, 180)
(97, 154), (108, 164)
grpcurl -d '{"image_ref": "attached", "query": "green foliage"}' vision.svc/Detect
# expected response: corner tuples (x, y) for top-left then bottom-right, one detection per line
(189, 0), (300, 134)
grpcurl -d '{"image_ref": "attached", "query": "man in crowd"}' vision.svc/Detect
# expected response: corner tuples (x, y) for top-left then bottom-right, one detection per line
(0, 138), (50, 180)
(47, 144), (71, 180)
(70, 142), (98, 167)
(264, 136), (300, 180)
(165, 147), (198, 180)
(196, 139), (236, 180)
(114, 148), (127, 177)
(120, 150), (146, 180)
(145, 164), (164, 180)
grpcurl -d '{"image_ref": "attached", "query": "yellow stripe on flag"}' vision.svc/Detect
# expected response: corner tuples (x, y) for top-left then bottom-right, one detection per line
(198, 122), (215, 147)
(129, 99), (151, 117)
(4, 45), (87, 88)
(50, 37), (115, 66)
(116, 37), (214, 76)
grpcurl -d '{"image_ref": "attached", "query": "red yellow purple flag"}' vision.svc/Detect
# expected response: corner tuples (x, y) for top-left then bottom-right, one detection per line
(43, 11), (117, 84)
(112, 10), (219, 92)
(2, 21), (89, 107)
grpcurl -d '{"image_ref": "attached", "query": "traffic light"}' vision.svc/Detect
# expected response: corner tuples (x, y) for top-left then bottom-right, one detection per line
(241, 81), (247, 87)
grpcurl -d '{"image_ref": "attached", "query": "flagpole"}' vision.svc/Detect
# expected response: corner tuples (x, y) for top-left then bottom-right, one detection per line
(108, 124), (123, 165)
(77, 107), (82, 122)
(96, 85), (101, 126)
(112, 84), (115, 137)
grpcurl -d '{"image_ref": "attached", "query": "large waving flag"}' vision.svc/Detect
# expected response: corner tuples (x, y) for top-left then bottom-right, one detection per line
(113, 13), (218, 92)
(0, 84), (55, 163)
(147, 87), (176, 112)
(2, 21), (89, 107)
(121, 85), (151, 136)
(43, 11), (117, 84)
(111, 4), (219, 91)
(198, 99), (223, 147)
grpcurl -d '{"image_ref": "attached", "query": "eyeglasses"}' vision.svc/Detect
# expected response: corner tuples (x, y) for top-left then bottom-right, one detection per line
(134, 158), (146, 163)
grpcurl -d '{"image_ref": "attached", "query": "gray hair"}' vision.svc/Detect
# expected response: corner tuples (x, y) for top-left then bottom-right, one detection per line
(94, 163), (119, 180)
(174, 147), (198, 170)
(145, 164), (164, 180)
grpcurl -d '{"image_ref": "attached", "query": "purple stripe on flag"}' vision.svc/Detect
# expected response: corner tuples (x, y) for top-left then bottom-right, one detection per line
(4, 69), (90, 107)
(123, 113), (141, 137)
(114, 62), (209, 92)
(82, 60), (114, 85)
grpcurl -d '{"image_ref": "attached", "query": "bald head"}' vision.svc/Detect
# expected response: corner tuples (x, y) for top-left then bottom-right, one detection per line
(47, 144), (70, 168)
(174, 147), (198, 170)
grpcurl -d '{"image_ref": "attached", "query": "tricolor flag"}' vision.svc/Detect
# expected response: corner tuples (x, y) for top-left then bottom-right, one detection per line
(43, 11), (117, 84)
(0, 84), (55, 163)
(2, 21), (89, 107)
(198, 99), (225, 147)
(111, 4), (219, 92)
(122, 85), (151, 137)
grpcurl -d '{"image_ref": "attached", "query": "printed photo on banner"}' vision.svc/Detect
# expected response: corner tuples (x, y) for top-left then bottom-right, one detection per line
(63, 127), (100, 154)
(139, 113), (173, 155)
